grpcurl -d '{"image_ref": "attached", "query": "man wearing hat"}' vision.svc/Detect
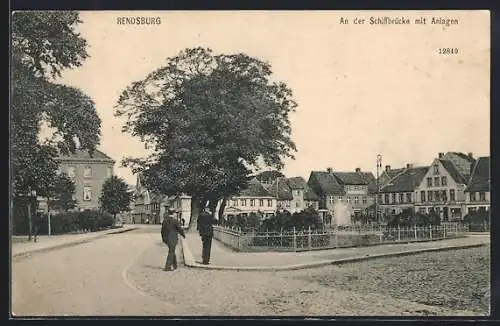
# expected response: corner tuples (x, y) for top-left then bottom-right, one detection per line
(161, 208), (186, 271)
(197, 209), (218, 265)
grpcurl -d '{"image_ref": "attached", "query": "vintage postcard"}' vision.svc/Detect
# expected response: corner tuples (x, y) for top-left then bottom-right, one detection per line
(10, 10), (490, 317)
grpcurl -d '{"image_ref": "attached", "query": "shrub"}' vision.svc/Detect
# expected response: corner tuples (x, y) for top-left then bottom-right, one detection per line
(463, 209), (490, 232)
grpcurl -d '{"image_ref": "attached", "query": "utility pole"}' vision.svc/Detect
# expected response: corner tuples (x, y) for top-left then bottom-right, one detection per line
(376, 154), (382, 224)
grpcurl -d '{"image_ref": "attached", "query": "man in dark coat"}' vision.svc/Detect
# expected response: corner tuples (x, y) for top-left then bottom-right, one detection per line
(197, 210), (218, 265)
(161, 209), (186, 271)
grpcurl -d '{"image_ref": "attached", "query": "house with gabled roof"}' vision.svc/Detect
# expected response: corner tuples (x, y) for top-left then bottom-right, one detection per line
(414, 152), (473, 221)
(378, 165), (429, 217)
(216, 177), (277, 219)
(56, 149), (115, 210)
(308, 167), (376, 219)
(267, 177), (319, 213)
(464, 156), (490, 214)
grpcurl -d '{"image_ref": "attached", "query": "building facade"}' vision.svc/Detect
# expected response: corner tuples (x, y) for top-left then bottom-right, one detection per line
(413, 153), (472, 221)
(378, 165), (428, 217)
(132, 173), (165, 224)
(464, 156), (490, 214)
(57, 149), (115, 210)
(308, 168), (376, 220)
(267, 177), (319, 213)
(216, 178), (277, 219)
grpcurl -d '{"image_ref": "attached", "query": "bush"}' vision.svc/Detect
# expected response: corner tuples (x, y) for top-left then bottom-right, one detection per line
(386, 208), (441, 228)
(463, 209), (490, 232)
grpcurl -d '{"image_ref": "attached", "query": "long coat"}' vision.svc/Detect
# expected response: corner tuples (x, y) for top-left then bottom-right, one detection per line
(161, 216), (185, 247)
(197, 212), (218, 237)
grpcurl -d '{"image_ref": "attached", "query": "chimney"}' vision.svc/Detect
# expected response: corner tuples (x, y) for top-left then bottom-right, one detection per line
(406, 163), (413, 169)
(438, 152), (444, 159)
(385, 165), (391, 172)
(468, 152), (473, 158)
(327, 167), (333, 173)
(355, 167), (361, 173)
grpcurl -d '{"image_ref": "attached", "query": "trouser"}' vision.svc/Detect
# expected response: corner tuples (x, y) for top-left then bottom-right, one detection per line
(201, 235), (213, 264)
(165, 243), (177, 269)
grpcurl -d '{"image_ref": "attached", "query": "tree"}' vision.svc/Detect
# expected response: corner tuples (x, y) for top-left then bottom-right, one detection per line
(11, 11), (101, 236)
(116, 47), (297, 231)
(48, 174), (77, 212)
(99, 176), (133, 224)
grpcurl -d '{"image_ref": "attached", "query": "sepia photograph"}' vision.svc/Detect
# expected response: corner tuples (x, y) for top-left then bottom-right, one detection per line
(10, 10), (490, 317)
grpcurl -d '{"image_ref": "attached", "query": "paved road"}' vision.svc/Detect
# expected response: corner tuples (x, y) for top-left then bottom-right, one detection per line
(12, 225), (181, 316)
(11, 226), (487, 317)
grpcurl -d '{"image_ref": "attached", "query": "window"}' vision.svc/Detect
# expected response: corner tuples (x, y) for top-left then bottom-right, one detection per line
(362, 196), (367, 204)
(419, 208), (427, 214)
(391, 193), (396, 204)
(354, 196), (359, 204)
(428, 191), (433, 201)
(84, 166), (92, 178)
(83, 186), (92, 201)
(338, 196), (343, 201)
(470, 192), (477, 202)
(329, 196), (334, 204)
(479, 192), (486, 201)
(346, 197), (351, 203)
(233, 199), (238, 206)
(377, 194), (383, 204)
(67, 166), (76, 179)
(250, 199), (255, 206)
(107, 167), (113, 178)
(435, 190), (441, 202)
(406, 193), (412, 203)
(434, 177), (440, 187)
(468, 207), (477, 214)
(399, 193), (404, 203)
(296, 201), (300, 208)
(450, 189), (455, 201)
(267, 199), (272, 207)
(433, 164), (439, 175)
(427, 177), (432, 187)
(240, 199), (246, 206)
(421, 191), (426, 202)
(442, 190), (447, 202)
(441, 176), (447, 186)
(384, 194), (389, 204)
(259, 199), (264, 206)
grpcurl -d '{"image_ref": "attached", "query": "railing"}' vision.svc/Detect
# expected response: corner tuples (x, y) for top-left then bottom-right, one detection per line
(213, 223), (469, 252)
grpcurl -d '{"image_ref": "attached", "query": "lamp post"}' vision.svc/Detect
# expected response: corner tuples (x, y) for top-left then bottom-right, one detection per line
(27, 189), (37, 241)
(376, 154), (382, 224)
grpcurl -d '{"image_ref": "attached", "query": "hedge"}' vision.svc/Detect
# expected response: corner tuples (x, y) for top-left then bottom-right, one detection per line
(13, 209), (115, 235)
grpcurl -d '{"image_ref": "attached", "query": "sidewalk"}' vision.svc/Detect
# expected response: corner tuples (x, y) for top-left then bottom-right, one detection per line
(180, 232), (490, 271)
(11, 225), (139, 258)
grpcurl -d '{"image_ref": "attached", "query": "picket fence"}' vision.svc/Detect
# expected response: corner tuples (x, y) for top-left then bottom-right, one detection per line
(213, 223), (469, 252)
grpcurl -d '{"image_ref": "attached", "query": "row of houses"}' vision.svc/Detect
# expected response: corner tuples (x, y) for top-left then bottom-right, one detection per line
(132, 151), (490, 225)
(45, 149), (489, 225)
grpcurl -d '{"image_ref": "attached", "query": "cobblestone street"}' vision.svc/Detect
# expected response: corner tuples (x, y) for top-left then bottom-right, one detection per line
(12, 226), (490, 316)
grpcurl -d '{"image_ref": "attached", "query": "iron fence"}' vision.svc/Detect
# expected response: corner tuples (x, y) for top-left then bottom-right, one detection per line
(213, 223), (469, 252)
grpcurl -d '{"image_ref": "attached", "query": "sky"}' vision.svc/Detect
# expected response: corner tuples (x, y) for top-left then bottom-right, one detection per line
(51, 10), (490, 186)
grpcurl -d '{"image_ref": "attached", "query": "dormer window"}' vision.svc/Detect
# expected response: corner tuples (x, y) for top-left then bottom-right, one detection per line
(433, 164), (439, 175)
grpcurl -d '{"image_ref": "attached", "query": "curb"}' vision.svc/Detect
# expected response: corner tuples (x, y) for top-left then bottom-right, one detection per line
(180, 238), (488, 272)
(12, 227), (140, 260)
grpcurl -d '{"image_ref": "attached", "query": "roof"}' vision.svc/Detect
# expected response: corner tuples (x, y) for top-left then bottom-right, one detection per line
(440, 159), (468, 184)
(57, 149), (115, 163)
(269, 177), (319, 201)
(238, 178), (273, 197)
(466, 156), (490, 192)
(308, 171), (345, 195)
(442, 152), (475, 179)
(380, 166), (429, 193)
(333, 172), (374, 185)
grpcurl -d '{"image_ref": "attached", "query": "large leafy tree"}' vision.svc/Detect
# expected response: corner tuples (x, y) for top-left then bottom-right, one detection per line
(99, 176), (133, 223)
(11, 11), (101, 235)
(116, 47), (297, 230)
(48, 174), (77, 212)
